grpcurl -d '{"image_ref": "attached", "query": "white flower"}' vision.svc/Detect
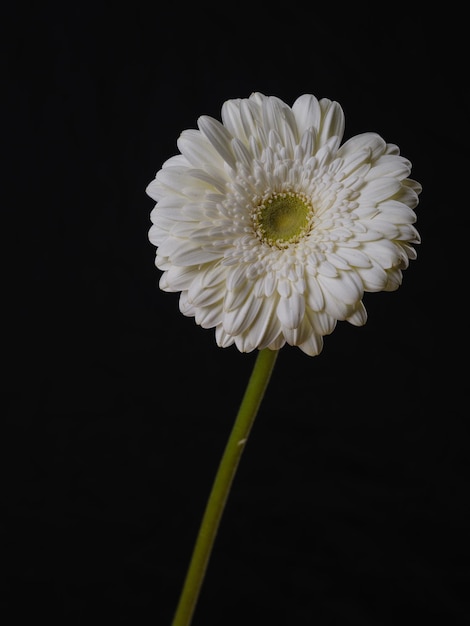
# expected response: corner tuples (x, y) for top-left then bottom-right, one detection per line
(147, 92), (421, 355)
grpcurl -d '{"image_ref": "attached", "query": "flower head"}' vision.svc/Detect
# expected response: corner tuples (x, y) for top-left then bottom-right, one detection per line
(147, 93), (421, 355)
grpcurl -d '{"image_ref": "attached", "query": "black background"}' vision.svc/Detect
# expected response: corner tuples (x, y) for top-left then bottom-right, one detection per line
(3, 3), (469, 625)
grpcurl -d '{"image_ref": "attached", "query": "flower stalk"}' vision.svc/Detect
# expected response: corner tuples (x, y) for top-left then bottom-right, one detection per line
(171, 347), (279, 626)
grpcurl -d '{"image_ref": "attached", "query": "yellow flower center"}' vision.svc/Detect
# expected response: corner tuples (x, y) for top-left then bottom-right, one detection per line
(253, 192), (314, 248)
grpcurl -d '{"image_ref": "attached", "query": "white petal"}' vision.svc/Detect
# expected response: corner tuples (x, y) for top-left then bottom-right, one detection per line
(179, 292), (195, 317)
(231, 138), (254, 169)
(346, 301), (367, 326)
(318, 98), (345, 147)
(299, 128), (317, 159)
(276, 292), (305, 329)
(148, 223), (167, 246)
(298, 331), (324, 356)
(394, 183), (421, 209)
(325, 252), (351, 271)
(264, 96), (299, 152)
(155, 254), (171, 271)
(224, 281), (251, 313)
(338, 148), (372, 179)
(283, 317), (314, 347)
(305, 277), (324, 311)
(196, 304), (224, 329)
(221, 98), (248, 143)
(306, 309), (337, 336)
(322, 295), (354, 320)
(153, 201), (197, 223)
(240, 98), (266, 148)
(385, 143), (400, 155)
(247, 296), (282, 349)
(161, 154), (189, 169)
(334, 247), (372, 269)
(177, 129), (221, 167)
(187, 273), (225, 307)
(364, 155), (411, 181)
(277, 277), (291, 298)
(197, 116), (236, 168)
(359, 219), (400, 239)
(401, 242), (418, 260)
(146, 179), (164, 201)
(157, 237), (221, 265)
(183, 169), (227, 193)
(226, 263), (249, 292)
(215, 325), (236, 348)
(317, 271), (363, 305)
(162, 264), (199, 291)
(262, 272), (277, 298)
(349, 227), (384, 242)
(156, 167), (205, 196)
(397, 224), (421, 243)
(378, 201), (417, 224)
(222, 293), (263, 335)
(317, 261), (338, 278)
(362, 239), (403, 269)
(292, 94), (322, 135)
(404, 178), (422, 195)
(356, 263), (388, 292)
(234, 333), (258, 353)
(337, 132), (386, 162)
(267, 336), (286, 351)
(360, 178), (402, 204)
(159, 270), (176, 292)
(383, 269), (403, 291)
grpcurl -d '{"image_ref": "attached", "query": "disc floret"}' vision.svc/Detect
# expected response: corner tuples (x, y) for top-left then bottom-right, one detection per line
(253, 191), (315, 248)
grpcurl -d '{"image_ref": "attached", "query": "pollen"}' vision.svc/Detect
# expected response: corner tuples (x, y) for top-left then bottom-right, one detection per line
(253, 191), (314, 248)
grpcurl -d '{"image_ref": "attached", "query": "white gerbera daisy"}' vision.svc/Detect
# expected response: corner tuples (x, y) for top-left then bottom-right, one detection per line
(147, 92), (421, 356)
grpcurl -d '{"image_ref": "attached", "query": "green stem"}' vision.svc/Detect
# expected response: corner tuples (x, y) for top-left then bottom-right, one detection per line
(171, 347), (280, 626)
